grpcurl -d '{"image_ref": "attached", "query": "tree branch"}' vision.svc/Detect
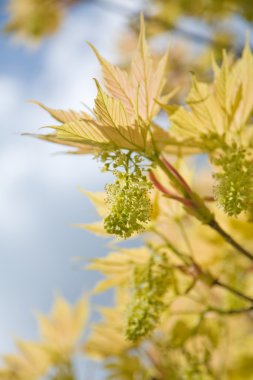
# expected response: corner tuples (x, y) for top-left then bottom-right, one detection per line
(209, 220), (253, 262)
(155, 156), (253, 263)
(152, 229), (253, 304)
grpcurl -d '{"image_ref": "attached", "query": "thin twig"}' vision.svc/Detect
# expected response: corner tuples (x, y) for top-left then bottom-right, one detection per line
(214, 279), (253, 304)
(169, 305), (253, 316)
(210, 220), (253, 262)
(153, 229), (253, 304)
(156, 156), (253, 263)
(176, 219), (194, 257)
(207, 305), (253, 315)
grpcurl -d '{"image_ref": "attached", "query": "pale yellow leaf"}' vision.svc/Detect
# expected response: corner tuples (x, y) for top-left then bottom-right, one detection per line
(37, 296), (89, 360)
(28, 132), (99, 154)
(92, 276), (129, 293)
(88, 43), (134, 115)
(2, 341), (49, 380)
(80, 190), (107, 217)
(93, 80), (146, 149)
(31, 101), (92, 124)
(34, 16), (179, 155)
(169, 43), (253, 148)
(78, 221), (108, 236)
(131, 15), (169, 120)
(86, 247), (150, 292)
(237, 42), (253, 127)
(84, 305), (132, 359)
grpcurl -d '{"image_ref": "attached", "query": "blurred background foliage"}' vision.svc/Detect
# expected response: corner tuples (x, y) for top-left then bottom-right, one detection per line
(4, 0), (253, 98)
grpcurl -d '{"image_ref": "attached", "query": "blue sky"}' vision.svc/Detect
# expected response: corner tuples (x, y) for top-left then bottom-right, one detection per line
(0, 0), (144, 367)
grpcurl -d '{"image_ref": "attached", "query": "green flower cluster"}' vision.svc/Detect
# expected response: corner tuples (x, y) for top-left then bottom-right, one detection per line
(102, 152), (152, 239)
(126, 253), (172, 341)
(213, 147), (253, 216)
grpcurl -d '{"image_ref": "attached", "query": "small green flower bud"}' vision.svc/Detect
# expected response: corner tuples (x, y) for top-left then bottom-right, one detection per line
(102, 152), (152, 239)
(104, 173), (152, 239)
(126, 253), (172, 341)
(213, 147), (253, 216)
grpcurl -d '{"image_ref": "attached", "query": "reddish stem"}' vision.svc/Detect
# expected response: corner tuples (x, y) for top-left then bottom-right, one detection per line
(149, 171), (194, 207)
(161, 156), (193, 195)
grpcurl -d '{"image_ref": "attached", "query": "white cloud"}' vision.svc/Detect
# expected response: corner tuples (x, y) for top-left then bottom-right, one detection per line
(0, 76), (22, 129)
(0, 4), (125, 237)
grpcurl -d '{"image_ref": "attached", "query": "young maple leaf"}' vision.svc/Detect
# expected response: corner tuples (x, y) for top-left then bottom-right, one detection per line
(37, 296), (89, 364)
(31, 15), (179, 155)
(0, 341), (50, 380)
(89, 14), (170, 122)
(161, 42), (253, 153)
(84, 292), (133, 359)
(87, 247), (150, 293)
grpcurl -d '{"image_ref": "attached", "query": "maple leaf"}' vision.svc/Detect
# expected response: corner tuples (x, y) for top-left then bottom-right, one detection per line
(130, 17), (170, 121)
(88, 43), (134, 117)
(87, 247), (150, 293)
(93, 80), (146, 150)
(77, 190), (108, 236)
(84, 291), (133, 359)
(37, 296), (89, 364)
(89, 14), (170, 122)
(26, 101), (101, 154)
(32, 15), (180, 155)
(162, 42), (253, 153)
(0, 341), (50, 380)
